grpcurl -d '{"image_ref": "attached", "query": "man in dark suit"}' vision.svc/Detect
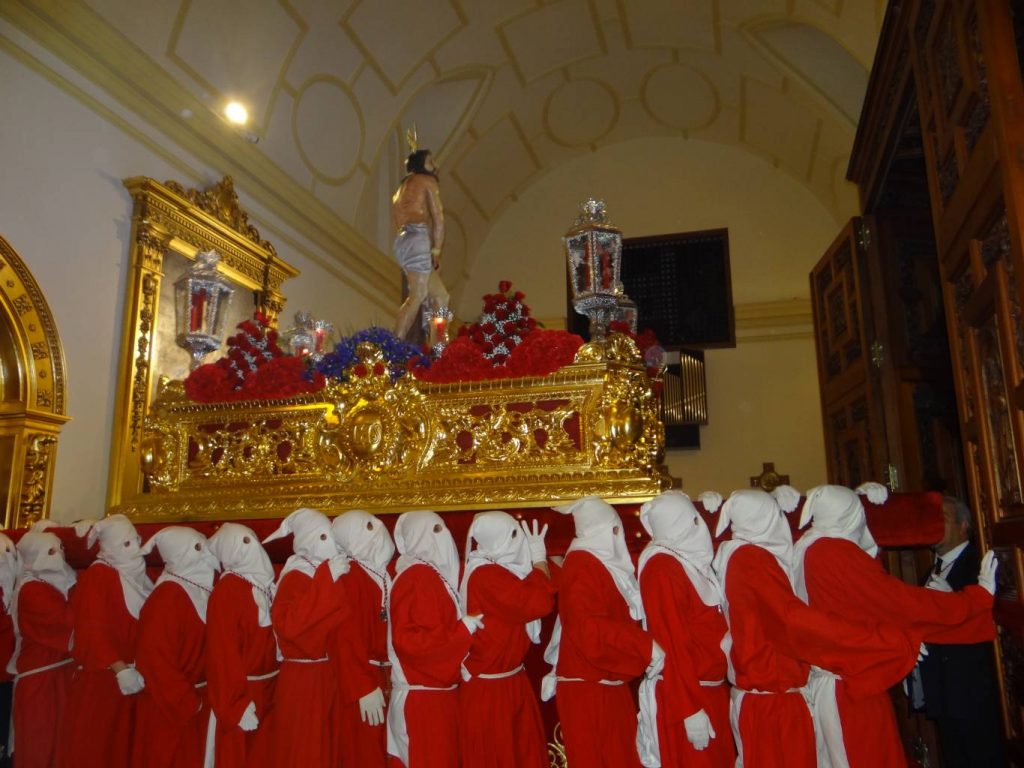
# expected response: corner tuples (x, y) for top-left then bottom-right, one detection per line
(919, 497), (1005, 767)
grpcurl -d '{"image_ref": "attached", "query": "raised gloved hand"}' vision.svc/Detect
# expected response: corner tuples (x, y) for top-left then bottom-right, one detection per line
(697, 491), (723, 513)
(115, 666), (145, 696)
(683, 709), (716, 750)
(461, 614), (485, 634)
(772, 484), (801, 513)
(917, 643), (929, 663)
(520, 519), (549, 564)
(855, 481), (889, 505)
(238, 701), (259, 732)
(359, 687), (386, 726)
(979, 550), (999, 595)
(925, 575), (953, 592)
(328, 552), (350, 581)
(646, 640), (666, 679)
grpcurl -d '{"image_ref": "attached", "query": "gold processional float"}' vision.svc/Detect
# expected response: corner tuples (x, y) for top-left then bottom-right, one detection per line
(109, 178), (675, 522)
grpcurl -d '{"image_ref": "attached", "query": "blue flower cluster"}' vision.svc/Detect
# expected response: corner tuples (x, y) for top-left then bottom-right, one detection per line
(316, 326), (429, 382)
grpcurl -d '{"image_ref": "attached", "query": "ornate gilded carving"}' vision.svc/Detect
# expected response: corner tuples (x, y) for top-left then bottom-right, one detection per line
(547, 723), (568, 768)
(111, 176), (299, 509)
(997, 626), (1024, 738)
(977, 317), (1023, 507)
(19, 435), (56, 527)
(164, 177), (276, 256)
(127, 339), (672, 521)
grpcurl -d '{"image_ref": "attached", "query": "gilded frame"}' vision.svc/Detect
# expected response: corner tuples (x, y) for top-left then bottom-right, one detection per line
(107, 176), (298, 510)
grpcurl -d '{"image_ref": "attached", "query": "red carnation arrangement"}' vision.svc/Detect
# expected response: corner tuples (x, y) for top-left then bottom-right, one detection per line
(414, 281), (584, 383)
(184, 313), (325, 403)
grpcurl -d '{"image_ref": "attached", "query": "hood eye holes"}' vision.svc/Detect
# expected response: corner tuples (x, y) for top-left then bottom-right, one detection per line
(432, 523), (443, 534)
(47, 547), (57, 556)
(366, 522), (374, 531)
(612, 526), (620, 536)
(124, 540), (132, 547)
(319, 533), (328, 541)
(194, 543), (202, 552)
(242, 536), (251, 544)
(511, 530), (518, 538)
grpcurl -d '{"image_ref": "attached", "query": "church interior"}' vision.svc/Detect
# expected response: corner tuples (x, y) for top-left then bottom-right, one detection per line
(1, 0), (1023, 765)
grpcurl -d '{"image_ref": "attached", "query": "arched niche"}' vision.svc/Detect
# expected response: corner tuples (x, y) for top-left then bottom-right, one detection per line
(0, 234), (69, 528)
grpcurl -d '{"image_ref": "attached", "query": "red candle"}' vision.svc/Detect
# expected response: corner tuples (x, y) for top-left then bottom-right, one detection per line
(189, 288), (207, 332)
(314, 327), (326, 353)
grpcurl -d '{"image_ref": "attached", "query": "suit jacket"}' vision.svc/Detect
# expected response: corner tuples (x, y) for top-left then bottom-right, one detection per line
(919, 542), (1000, 720)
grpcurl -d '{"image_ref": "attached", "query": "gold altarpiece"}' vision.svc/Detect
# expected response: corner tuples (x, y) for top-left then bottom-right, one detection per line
(110, 176), (671, 522)
(0, 235), (68, 528)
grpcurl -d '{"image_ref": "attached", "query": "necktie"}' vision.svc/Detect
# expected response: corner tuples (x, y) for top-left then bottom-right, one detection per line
(933, 556), (943, 576)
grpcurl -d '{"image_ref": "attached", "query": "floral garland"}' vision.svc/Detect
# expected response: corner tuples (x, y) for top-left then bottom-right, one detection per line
(413, 280), (584, 383)
(184, 313), (325, 403)
(459, 280), (537, 364)
(316, 327), (430, 382)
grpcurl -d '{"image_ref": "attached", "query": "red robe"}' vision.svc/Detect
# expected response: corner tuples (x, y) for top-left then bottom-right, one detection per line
(389, 563), (473, 768)
(802, 537), (996, 768)
(131, 581), (209, 768)
(639, 554), (734, 768)
(268, 564), (346, 768)
(207, 573), (279, 768)
(12, 580), (74, 768)
(460, 565), (555, 768)
(64, 562), (140, 768)
(0, 590), (13, 759)
(723, 545), (918, 768)
(333, 562), (389, 768)
(555, 551), (653, 768)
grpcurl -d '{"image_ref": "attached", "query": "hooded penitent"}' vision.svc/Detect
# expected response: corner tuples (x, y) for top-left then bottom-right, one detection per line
(792, 484), (881, 603)
(0, 532), (19, 612)
(7, 525), (77, 675)
(460, 510), (540, 643)
(209, 523), (276, 628)
(638, 491), (721, 606)
(78, 514), (153, 619)
(141, 527), (219, 622)
(263, 508), (338, 580)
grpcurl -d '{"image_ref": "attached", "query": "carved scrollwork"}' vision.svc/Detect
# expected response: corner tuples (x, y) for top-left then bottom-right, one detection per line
(19, 434), (56, 526)
(164, 177), (276, 255)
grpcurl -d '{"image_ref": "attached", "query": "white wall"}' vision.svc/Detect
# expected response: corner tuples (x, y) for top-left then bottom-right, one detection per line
(470, 138), (839, 492)
(0, 41), (389, 522)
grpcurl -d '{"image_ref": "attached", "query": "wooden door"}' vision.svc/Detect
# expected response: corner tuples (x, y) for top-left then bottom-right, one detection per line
(811, 219), (892, 488)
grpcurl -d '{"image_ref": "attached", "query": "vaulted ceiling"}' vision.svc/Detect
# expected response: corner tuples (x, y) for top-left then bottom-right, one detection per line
(5, 0), (885, 299)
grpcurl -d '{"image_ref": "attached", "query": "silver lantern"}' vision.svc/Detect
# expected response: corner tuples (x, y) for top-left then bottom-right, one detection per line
(564, 199), (623, 342)
(174, 249), (234, 370)
(282, 311), (336, 362)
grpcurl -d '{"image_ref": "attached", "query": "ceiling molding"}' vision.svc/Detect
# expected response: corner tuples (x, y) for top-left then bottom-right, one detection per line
(1, 0), (399, 295)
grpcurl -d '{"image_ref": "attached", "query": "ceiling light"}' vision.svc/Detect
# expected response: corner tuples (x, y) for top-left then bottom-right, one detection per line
(224, 101), (248, 126)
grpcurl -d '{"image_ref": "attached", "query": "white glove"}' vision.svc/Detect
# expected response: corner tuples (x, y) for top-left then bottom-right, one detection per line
(328, 552), (350, 581)
(978, 550), (999, 595)
(461, 614), (485, 634)
(115, 666), (145, 696)
(238, 700), (259, 731)
(359, 686), (386, 726)
(917, 643), (929, 662)
(521, 519), (548, 564)
(856, 481), (889, 505)
(646, 640), (665, 679)
(697, 491), (722, 513)
(683, 708), (716, 750)
(925, 575), (953, 592)
(772, 484), (801, 513)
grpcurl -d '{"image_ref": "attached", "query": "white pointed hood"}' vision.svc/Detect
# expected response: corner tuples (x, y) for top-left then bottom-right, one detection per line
(78, 514), (152, 619)
(142, 527), (219, 622)
(555, 496), (642, 620)
(393, 511), (461, 602)
(263, 507), (338, 580)
(638, 491), (721, 606)
(209, 523), (276, 627)
(712, 487), (798, 576)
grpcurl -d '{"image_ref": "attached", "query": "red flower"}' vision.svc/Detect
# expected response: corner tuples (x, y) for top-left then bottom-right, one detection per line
(495, 308), (508, 321)
(373, 362), (386, 376)
(498, 280), (512, 293)
(353, 363), (368, 378)
(482, 322), (496, 334)
(514, 291), (525, 301)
